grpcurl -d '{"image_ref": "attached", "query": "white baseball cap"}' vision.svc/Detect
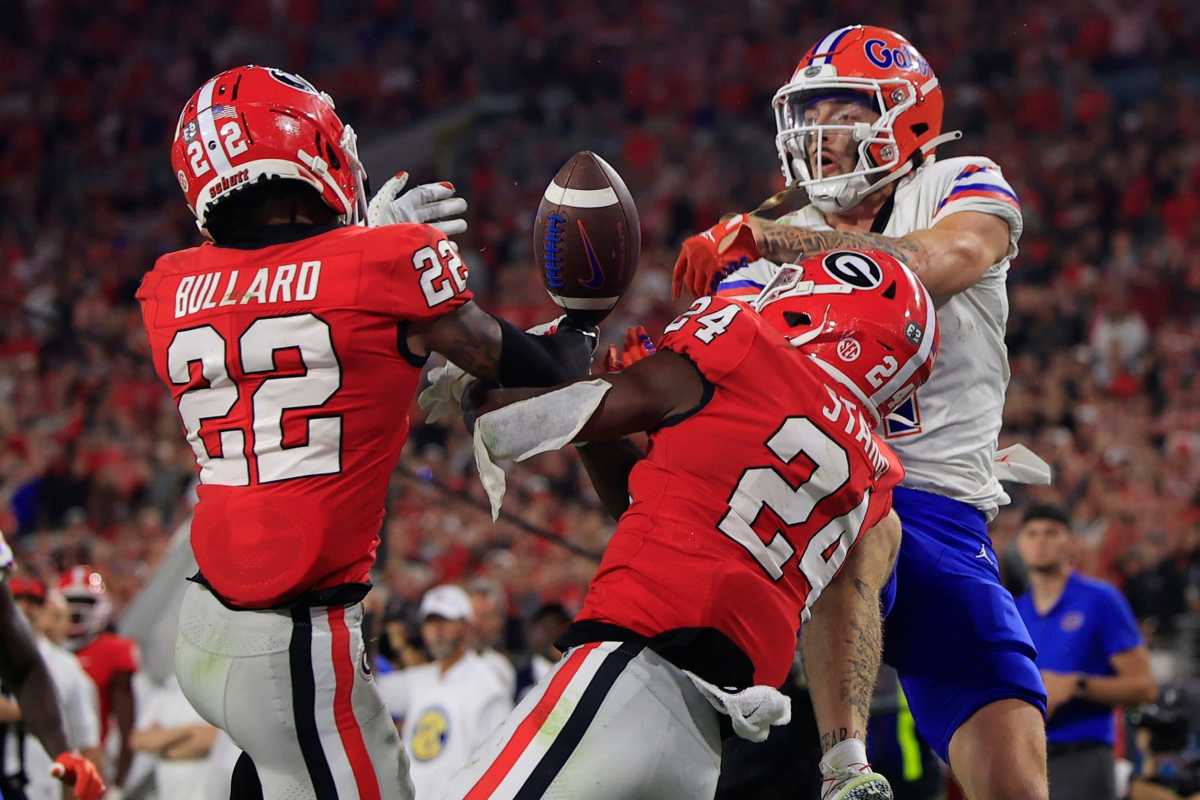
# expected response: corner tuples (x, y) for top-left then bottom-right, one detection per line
(419, 584), (474, 622)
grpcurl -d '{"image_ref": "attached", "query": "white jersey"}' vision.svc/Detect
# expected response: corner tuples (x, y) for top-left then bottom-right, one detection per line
(40, 637), (100, 750)
(138, 675), (212, 800)
(479, 647), (517, 700)
(3, 637), (100, 800)
(377, 652), (512, 800)
(718, 155), (1022, 516)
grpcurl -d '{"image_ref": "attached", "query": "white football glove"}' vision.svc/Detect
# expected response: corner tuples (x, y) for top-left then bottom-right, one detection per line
(417, 316), (597, 425)
(417, 360), (473, 425)
(367, 171), (468, 235)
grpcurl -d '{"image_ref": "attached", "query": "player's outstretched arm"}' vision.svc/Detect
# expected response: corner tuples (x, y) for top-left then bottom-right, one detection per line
(0, 582), (70, 759)
(746, 212), (1009, 305)
(669, 211), (1010, 305)
(478, 348), (704, 442)
(408, 301), (594, 388)
(471, 350), (705, 518)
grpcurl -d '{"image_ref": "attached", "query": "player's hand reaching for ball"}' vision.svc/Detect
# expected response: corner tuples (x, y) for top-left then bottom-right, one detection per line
(671, 214), (761, 299)
(419, 315), (599, 427)
(367, 171), (469, 235)
(604, 325), (656, 372)
(50, 751), (106, 800)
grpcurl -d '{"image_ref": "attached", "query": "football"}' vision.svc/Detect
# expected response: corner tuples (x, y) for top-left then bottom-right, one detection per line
(534, 151), (640, 325)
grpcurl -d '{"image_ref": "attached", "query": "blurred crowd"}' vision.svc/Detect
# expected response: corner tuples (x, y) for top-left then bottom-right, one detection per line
(1, 0), (1198, 721)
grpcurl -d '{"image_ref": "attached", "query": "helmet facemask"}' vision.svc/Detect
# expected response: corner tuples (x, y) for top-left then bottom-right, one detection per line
(755, 262), (853, 308)
(341, 125), (370, 225)
(774, 73), (919, 213)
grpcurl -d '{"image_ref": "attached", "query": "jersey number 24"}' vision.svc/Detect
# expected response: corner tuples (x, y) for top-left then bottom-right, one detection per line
(719, 416), (874, 615)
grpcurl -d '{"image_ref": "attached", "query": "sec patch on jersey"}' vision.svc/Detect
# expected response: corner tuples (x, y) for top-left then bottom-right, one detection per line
(534, 151), (640, 324)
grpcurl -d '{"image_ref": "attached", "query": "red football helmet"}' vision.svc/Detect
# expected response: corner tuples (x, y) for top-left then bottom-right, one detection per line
(773, 25), (961, 212)
(8, 574), (47, 603)
(754, 249), (938, 423)
(58, 566), (112, 650)
(171, 65), (367, 234)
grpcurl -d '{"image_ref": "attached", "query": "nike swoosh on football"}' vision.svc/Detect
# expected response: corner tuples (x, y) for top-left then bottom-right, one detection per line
(576, 219), (606, 289)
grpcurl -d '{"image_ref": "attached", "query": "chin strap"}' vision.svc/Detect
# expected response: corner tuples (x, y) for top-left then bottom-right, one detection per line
(295, 123), (369, 226)
(920, 129), (963, 156)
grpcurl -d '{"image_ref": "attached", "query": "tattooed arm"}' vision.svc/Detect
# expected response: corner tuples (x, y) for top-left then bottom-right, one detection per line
(747, 211), (1011, 305)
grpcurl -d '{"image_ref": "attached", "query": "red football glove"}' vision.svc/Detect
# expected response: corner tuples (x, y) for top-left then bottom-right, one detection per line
(603, 325), (657, 372)
(50, 752), (106, 800)
(671, 214), (761, 299)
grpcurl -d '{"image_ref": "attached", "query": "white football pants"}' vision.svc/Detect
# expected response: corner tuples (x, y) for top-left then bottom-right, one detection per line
(444, 640), (723, 799)
(174, 581), (412, 800)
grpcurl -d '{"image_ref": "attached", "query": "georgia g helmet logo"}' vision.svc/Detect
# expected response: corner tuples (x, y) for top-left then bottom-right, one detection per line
(266, 68), (322, 95)
(754, 248), (939, 423)
(822, 251), (883, 289)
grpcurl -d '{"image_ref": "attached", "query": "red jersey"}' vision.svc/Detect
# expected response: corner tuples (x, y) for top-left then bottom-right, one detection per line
(137, 224), (471, 607)
(578, 297), (903, 687)
(76, 632), (139, 741)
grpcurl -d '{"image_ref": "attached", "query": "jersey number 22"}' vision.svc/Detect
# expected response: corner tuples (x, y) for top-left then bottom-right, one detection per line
(167, 312), (341, 486)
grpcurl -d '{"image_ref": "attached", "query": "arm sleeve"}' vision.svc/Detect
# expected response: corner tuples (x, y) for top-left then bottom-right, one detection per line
(929, 157), (1024, 261)
(1100, 585), (1144, 660)
(494, 316), (594, 388)
(659, 296), (758, 384)
(368, 224), (474, 321)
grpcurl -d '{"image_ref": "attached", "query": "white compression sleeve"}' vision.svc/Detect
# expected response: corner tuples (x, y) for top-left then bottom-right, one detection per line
(473, 379), (613, 519)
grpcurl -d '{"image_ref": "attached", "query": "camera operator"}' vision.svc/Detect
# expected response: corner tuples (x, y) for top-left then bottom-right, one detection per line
(1130, 688), (1200, 800)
